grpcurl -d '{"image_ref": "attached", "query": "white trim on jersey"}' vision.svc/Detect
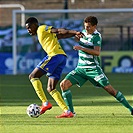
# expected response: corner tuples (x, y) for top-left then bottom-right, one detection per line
(78, 58), (93, 65)
(79, 52), (93, 59)
(77, 66), (96, 69)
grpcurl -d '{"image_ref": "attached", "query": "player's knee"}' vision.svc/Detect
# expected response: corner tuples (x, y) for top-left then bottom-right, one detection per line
(29, 74), (32, 80)
(47, 87), (51, 93)
(29, 73), (36, 80)
(60, 79), (70, 91)
(60, 81), (65, 90)
(47, 86), (55, 93)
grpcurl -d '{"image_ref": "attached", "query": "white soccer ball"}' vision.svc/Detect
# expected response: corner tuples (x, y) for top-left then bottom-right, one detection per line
(26, 103), (40, 118)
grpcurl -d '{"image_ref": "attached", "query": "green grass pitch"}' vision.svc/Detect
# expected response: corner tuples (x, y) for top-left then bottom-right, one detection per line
(0, 73), (133, 133)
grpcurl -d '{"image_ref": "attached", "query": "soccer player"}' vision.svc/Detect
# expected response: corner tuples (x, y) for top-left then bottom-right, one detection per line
(25, 17), (83, 118)
(60, 16), (133, 116)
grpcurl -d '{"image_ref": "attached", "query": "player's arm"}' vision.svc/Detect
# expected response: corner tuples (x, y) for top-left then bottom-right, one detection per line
(73, 45), (101, 56)
(74, 33), (101, 56)
(51, 28), (84, 39)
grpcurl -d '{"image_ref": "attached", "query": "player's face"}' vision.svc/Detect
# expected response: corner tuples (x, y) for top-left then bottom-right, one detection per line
(84, 22), (96, 34)
(25, 23), (38, 35)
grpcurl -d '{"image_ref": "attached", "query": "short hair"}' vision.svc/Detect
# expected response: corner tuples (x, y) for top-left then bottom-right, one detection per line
(25, 17), (38, 25)
(84, 16), (98, 26)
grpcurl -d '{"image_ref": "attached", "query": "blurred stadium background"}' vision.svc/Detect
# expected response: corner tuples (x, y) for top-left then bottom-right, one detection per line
(0, 0), (133, 75)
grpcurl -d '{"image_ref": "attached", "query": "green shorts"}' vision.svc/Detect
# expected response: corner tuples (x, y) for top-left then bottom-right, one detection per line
(65, 66), (110, 88)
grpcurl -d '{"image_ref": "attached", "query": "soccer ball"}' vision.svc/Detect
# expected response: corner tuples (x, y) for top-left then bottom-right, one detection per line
(26, 103), (40, 118)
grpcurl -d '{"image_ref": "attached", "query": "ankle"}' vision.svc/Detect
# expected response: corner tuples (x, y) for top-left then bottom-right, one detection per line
(42, 101), (48, 106)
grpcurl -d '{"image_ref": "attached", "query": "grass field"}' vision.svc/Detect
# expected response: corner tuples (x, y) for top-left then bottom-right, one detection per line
(0, 73), (133, 133)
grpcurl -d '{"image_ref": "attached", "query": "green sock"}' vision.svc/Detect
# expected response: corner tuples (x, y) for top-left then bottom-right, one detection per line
(115, 91), (133, 112)
(62, 89), (74, 113)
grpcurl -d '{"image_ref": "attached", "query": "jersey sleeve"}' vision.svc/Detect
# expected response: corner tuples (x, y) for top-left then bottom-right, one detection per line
(37, 25), (52, 35)
(93, 34), (102, 47)
(44, 25), (53, 33)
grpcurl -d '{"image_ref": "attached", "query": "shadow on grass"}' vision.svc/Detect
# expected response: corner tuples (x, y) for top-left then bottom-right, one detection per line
(0, 99), (132, 106)
(1, 74), (133, 108)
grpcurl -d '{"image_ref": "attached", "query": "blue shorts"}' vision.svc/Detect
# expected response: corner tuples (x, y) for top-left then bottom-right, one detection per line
(37, 54), (67, 80)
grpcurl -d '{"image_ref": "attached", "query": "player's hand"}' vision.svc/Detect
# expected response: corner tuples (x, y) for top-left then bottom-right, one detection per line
(75, 35), (80, 42)
(73, 45), (83, 51)
(76, 32), (84, 38)
(75, 32), (84, 42)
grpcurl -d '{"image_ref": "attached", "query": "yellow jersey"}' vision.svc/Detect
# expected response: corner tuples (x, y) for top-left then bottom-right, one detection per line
(37, 25), (66, 57)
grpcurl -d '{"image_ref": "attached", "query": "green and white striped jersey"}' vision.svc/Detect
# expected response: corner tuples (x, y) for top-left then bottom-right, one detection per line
(77, 29), (102, 69)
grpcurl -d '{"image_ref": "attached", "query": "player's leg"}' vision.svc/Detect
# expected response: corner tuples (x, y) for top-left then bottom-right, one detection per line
(44, 54), (74, 118)
(86, 66), (133, 115)
(29, 68), (48, 103)
(104, 85), (133, 114)
(47, 78), (73, 118)
(47, 78), (68, 111)
(30, 55), (56, 114)
(60, 79), (74, 114)
(29, 67), (52, 114)
(60, 68), (87, 115)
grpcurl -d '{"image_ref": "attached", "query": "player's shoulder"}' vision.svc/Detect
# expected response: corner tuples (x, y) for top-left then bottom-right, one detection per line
(37, 25), (53, 34)
(93, 30), (102, 38)
(93, 30), (101, 35)
(38, 25), (47, 30)
(93, 30), (101, 36)
(37, 25), (45, 33)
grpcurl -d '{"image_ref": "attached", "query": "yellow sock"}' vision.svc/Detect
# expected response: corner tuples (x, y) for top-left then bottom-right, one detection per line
(50, 89), (68, 112)
(30, 78), (47, 103)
